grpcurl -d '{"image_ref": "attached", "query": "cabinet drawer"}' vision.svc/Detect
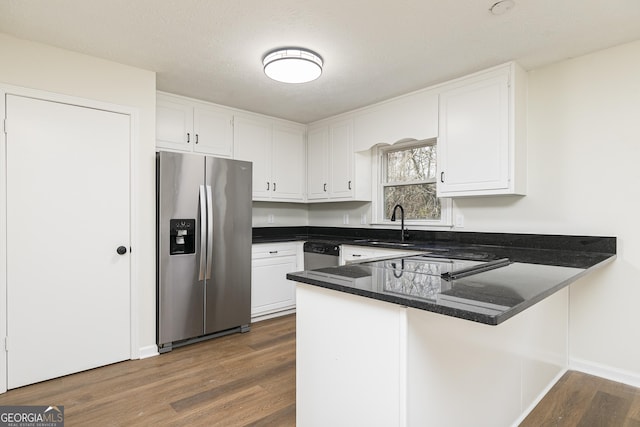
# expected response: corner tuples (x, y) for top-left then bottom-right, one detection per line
(341, 244), (421, 265)
(252, 242), (301, 259)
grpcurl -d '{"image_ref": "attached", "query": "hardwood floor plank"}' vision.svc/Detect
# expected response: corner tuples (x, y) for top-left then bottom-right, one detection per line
(2, 313), (640, 426)
(577, 390), (632, 426)
(170, 360), (294, 413)
(0, 315), (296, 426)
(245, 402), (296, 427)
(521, 370), (640, 427)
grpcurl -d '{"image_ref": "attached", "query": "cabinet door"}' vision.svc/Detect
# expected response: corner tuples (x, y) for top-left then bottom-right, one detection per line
(251, 254), (297, 317)
(272, 124), (305, 201)
(340, 246), (376, 265)
(329, 119), (354, 199)
(234, 116), (272, 199)
(156, 95), (193, 151)
(193, 104), (234, 157)
(306, 126), (329, 200)
(438, 72), (509, 195)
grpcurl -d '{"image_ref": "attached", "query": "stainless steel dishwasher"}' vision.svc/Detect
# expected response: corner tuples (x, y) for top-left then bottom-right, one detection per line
(303, 242), (340, 270)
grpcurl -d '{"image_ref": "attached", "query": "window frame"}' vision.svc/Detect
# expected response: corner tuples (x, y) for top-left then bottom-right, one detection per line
(372, 139), (452, 228)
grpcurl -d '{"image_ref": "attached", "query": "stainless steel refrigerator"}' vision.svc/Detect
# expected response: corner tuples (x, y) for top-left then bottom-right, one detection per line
(156, 151), (252, 352)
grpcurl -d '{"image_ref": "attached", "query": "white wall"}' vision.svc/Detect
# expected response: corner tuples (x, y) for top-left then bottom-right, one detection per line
(307, 201), (372, 227)
(0, 33), (157, 354)
(252, 201), (309, 227)
(455, 40), (640, 383)
(302, 40), (640, 384)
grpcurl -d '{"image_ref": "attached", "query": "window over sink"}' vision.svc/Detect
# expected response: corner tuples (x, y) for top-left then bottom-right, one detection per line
(374, 139), (451, 227)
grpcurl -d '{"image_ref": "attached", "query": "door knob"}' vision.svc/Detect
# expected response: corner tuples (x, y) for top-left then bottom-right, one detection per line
(117, 246), (127, 255)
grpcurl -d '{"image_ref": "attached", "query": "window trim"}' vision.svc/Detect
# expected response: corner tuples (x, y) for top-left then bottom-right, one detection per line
(371, 139), (452, 228)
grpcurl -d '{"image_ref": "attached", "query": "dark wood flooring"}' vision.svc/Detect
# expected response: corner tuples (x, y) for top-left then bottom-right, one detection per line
(522, 370), (640, 426)
(0, 314), (296, 426)
(1, 313), (640, 426)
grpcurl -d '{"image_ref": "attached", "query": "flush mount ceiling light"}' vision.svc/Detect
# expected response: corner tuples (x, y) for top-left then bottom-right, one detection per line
(489, 0), (515, 15)
(263, 48), (323, 84)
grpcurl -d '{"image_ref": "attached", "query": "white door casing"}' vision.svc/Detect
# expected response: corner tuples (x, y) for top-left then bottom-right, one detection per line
(3, 91), (134, 390)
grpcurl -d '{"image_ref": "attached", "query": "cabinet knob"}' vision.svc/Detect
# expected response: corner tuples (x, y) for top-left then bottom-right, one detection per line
(323, 183), (327, 192)
(117, 246), (128, 255)
(195, 134), (199, 144)
(267, 182), (270, 190)
(187, 133), (190, 143)
(440, 171), (445, 183)
(273, 182), (276, 191)
(348, 180), (352, 190)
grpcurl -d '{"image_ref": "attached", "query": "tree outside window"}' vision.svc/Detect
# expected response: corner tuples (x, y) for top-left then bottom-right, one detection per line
(381, 140), (441, 221)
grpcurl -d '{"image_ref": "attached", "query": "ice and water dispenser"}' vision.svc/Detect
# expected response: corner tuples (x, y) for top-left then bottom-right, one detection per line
(169, 219), (196, 255)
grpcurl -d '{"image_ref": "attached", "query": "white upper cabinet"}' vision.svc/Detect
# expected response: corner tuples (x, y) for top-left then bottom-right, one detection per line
(437, 62), (527, 197)
(272, 123), (306, 200)
(156, 92), (234, 157)
(234, 115), (272, 199)
(234, 114), (306, 202)
(353, 89), (439, 150)
(307, 118), (371, 201)
(329, 119), (354, 199)
(306, 126), (330, 199)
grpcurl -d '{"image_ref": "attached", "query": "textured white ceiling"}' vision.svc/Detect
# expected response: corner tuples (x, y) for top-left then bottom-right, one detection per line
(1, 0), (639, 123)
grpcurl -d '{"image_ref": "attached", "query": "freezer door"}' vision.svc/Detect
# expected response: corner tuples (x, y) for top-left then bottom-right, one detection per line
(204, 157), (252, 334)
(157, 151), (206, 346)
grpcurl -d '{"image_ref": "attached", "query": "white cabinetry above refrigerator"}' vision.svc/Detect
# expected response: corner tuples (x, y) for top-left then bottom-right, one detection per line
(156, 92), (234, 158)
(234, 115), (306, 202)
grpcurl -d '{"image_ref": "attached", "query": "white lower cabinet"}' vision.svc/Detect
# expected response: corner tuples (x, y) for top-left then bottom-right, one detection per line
(251, 242), (303, 321)
(340, 244), (421, 265)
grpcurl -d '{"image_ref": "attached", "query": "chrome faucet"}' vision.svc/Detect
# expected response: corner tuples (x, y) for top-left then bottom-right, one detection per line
(390, 204), (409, 242)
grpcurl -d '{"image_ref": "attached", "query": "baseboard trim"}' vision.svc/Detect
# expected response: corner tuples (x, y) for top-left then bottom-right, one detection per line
(138, 344), (159, 359)
(251, 308), (296, 323)
(570, 358), (640, 388)
(511, 367), (568, 427)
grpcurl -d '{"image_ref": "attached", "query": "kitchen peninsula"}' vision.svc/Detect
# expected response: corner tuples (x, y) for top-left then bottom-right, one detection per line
(283, 228), (616, 426)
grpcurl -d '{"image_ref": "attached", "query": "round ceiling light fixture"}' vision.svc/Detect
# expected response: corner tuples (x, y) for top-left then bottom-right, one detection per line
(489, 0), (515, 15)
(263, 48), (323, 84)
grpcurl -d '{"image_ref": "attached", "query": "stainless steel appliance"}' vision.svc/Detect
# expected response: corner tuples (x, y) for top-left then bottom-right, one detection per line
(303, 242), (340, 270)
(157, 151), (252, 352)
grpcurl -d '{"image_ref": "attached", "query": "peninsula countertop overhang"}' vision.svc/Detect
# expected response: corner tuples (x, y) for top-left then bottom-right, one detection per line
(285, 231), (616, 325)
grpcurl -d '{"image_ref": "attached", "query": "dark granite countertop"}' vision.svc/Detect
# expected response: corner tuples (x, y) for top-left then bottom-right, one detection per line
(273, 226), (616, 325)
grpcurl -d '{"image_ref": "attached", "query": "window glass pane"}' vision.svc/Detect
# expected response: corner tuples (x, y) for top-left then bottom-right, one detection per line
(383, 184), (441, 220)
(386, 145), (437, 182)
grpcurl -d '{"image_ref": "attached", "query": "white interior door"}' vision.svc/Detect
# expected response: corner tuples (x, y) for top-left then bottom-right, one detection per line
(5, 94), (131, 389)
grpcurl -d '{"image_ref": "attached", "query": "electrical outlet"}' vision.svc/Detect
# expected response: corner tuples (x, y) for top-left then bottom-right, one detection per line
(343, 213), (349, 225)
(360, 214), (367, 225)
(267, 214), (275, 224)
(455, 214), (464, 228)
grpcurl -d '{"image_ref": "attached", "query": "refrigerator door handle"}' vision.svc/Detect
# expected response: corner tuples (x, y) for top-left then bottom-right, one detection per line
(198, 185), (207, 281)
(206, 185), (214, 280)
